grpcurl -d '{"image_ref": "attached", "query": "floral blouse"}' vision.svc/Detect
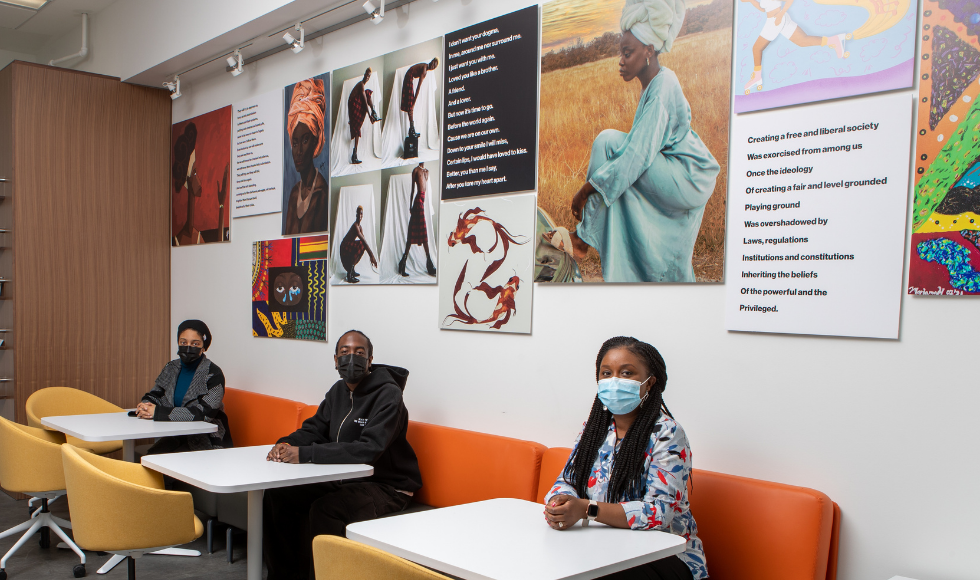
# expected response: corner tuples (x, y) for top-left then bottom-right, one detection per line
(544, 415), (708, 579)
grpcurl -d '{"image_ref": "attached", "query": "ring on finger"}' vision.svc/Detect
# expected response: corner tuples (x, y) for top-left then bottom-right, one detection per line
(558, 521), (564, 529)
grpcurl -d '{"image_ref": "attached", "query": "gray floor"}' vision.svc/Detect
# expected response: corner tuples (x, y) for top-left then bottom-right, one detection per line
(0, 493), (255, 580)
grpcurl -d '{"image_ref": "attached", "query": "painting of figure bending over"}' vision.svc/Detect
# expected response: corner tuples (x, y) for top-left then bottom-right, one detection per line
(172, 106), (232, 245)
(438, 194), (535, 334)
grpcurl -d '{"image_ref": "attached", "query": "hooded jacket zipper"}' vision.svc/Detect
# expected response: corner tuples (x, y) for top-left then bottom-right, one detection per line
(337, 389), (354, 441)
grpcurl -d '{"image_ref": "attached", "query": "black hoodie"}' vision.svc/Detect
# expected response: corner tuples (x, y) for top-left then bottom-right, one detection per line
(277, 364), (422, 492)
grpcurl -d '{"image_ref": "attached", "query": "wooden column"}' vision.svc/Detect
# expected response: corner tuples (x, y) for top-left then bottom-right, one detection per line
(0, 62), (172, 421)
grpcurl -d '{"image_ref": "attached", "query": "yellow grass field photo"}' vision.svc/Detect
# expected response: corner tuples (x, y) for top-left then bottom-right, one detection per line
(538, 0), (732, 282)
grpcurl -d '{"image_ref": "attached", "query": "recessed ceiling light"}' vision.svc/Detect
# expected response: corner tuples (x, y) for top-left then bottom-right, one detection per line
(1, 0), (50, 10)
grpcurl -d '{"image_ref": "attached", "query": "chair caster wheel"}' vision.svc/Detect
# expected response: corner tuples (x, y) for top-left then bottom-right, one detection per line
(0, 567), (7, 580)
(73, 564), (86, 578)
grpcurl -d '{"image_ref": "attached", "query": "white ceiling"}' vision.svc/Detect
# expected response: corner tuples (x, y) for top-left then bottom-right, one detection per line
(0, 0), (117, 54)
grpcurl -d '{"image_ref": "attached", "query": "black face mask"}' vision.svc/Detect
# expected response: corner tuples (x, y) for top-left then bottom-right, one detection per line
(337, 354), (369, 384)
(178, 345), (203, 364)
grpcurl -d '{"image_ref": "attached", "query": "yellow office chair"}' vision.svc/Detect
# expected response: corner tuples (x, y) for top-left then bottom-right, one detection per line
(0, 417), (86, 579)
(26, 387), (124, 455)
(61, 445), (203, 580)
(312, 535), (451, 580)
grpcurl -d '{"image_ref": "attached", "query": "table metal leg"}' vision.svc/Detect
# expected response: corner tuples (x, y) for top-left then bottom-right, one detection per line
(123, 440), (135, 462)
(247, 489), (263, 580)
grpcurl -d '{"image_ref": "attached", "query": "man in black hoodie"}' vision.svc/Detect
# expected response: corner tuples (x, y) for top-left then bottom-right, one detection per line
(262, 329), (422, 580)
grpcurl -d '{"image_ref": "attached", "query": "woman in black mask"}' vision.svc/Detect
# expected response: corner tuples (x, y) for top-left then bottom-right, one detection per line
(136, 319), (233, 453)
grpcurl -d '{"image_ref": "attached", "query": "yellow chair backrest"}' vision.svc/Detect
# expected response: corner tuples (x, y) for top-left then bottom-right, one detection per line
(26, 387), (123, 427)
(27, 387), (124, 455)
(0, 416), (66, 493)
(60, 444), (200, 552)
(312, 536), (450, 580)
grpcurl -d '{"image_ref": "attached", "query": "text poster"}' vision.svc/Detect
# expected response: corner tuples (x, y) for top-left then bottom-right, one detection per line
(232, 90), (285, 218)
(724, 93), (913, 339)
(441, 6), (540, 199)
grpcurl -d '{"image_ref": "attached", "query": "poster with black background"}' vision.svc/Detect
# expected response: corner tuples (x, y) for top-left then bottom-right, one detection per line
(441, 6), (540, 199)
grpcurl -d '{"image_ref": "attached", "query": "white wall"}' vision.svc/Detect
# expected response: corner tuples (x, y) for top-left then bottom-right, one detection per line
(79, 0), (978, 579)
(0, 49), (36, 71)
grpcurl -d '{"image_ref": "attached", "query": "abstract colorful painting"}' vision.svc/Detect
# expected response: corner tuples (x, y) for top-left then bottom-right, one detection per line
(252, 236), (329, 340)
(733, 0), (916, 113)
(438, 194), (535, 334)
(172, 106), (232, 245)
(909, 1), (980, 296)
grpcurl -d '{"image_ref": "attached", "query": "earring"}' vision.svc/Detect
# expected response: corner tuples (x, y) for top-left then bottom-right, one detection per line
(646, 57), (650, 67)
(639, 392), (649, 408)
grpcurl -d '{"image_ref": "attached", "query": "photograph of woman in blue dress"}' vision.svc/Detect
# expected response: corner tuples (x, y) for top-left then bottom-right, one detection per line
(536, 0), (730, 284)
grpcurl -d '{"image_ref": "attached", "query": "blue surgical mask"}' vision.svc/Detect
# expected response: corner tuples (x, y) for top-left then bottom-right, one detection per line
(597, 376), (650, 415)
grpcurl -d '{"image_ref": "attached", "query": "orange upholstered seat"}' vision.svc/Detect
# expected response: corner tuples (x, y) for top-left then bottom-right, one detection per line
(299, 404), (320, 425)
(536, 446), (573, 503)
(691, 470), (840, 580)
(406, 421), (545, 508)
(534, 448), (840, 580)
(222, 388), (306, 447)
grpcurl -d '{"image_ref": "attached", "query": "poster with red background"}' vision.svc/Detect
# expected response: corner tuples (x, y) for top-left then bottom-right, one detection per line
(171, 106), (232, 245)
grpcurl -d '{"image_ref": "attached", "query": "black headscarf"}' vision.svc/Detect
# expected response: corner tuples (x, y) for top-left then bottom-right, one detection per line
(177, 319), (212, 350)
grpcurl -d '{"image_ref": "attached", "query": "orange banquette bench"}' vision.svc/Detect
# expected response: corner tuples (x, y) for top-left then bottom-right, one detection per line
(536, 447), (841, 580)
(226, 390), (841, 578)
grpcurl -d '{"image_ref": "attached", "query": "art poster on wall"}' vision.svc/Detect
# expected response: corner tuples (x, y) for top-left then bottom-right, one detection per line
(283, 74), (331, 236)
(441, 6), (540, 200)
(252, 235), (329, 341)
(232, 89), (284, 218)
(535, 0), (731, 283)
(733, 0), (915, 113)
(171, 106), (231, 246)
(327, 38), (444, 286)
(438, 193), (535, 334)
(908, 1), (980, 296)
(724, 92), (912, 339)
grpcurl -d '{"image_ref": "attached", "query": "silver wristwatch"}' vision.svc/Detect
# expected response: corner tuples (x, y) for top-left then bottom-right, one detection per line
(583, 499), (599, 526)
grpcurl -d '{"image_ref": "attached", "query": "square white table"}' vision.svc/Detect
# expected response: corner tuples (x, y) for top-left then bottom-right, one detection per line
(142, 444), (373, 580)
(346, 498), (688, 580)
(41, 411), (218, 462)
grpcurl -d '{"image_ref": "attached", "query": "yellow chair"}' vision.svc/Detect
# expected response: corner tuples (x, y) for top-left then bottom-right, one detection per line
(0, 417), (86, 579)
(312, 535), (450, 580)
(61, 445), (203, 579)
(26, 387), (124, 455)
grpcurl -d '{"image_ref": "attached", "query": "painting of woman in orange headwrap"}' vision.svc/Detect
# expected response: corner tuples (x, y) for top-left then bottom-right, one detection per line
(282, 74), (331, 236)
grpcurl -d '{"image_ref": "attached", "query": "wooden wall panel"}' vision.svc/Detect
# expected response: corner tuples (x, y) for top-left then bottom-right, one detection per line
(0, 66), (14, 417)
(10, 62), (172, 420)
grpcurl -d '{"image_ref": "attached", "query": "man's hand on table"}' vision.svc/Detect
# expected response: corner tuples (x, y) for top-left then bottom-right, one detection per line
(267, 442), (300, 463)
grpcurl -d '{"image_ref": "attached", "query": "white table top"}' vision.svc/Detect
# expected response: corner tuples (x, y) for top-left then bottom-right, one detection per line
(41, 411), (217, 442)
(141, 445), (374, 493)
(346, 498), (687, 580)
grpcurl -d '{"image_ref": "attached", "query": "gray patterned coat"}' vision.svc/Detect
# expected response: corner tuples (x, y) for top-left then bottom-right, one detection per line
(141, 356), (232, 450)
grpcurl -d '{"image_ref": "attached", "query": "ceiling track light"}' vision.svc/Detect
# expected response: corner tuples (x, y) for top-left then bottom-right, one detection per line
(283, 23), (305, 53)
(226, 49), (244, 76)
(363, 0), (384, 24)
(163, 76), (181, 100)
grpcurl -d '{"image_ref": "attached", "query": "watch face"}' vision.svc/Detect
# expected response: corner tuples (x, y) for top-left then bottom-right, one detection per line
(588, 503), (599, 518)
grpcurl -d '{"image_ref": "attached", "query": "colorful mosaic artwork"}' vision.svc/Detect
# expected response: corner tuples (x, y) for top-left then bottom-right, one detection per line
(252, 235), (329, 340)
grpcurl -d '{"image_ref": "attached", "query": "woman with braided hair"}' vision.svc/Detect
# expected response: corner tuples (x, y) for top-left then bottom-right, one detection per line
(543, 337), (707, 580)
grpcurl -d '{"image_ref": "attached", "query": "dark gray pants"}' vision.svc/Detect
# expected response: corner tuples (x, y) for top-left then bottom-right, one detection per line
(599, 555), (695, 580)
(263, 481), (410, 580)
